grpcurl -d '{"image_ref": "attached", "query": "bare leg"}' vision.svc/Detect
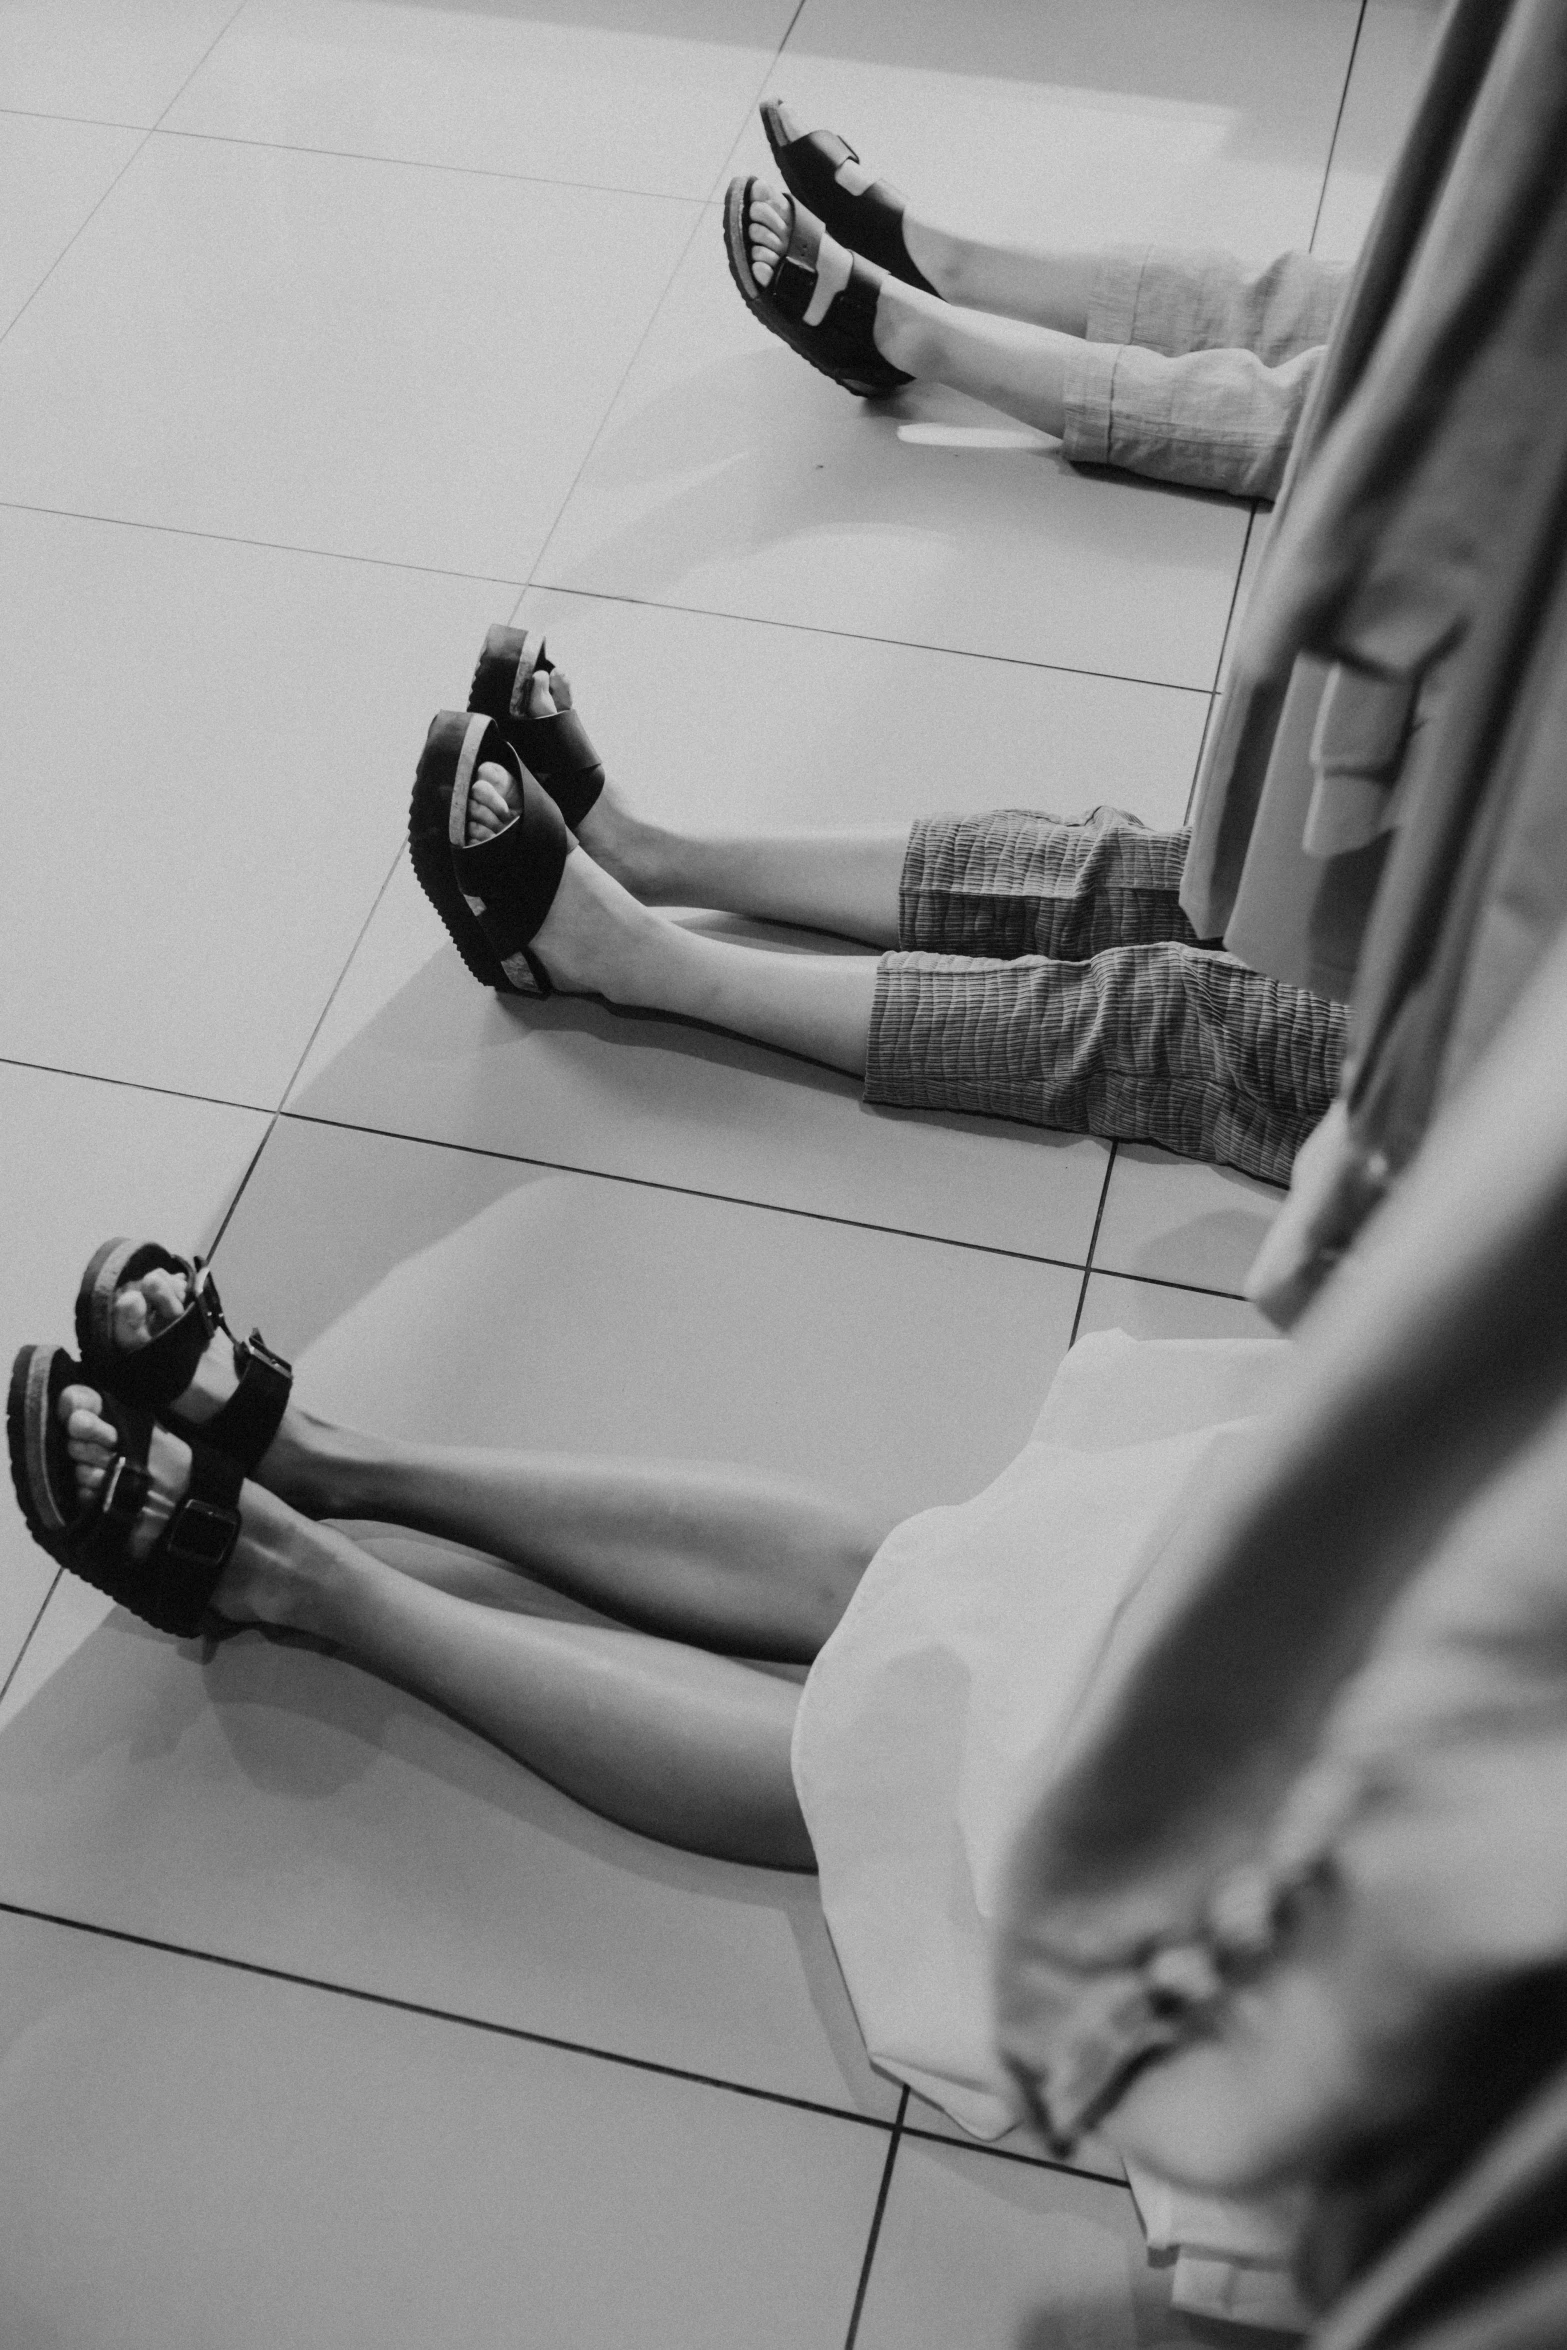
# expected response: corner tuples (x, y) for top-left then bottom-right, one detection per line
(590, 817), (909, 949)
(471, 765), (882, 1070)
(300, 1437), (886, 1665)
(104, 1273), (891, 1662)
(61, 1390), (815, 1867)
(761, 108), (1094, 331)
(875, 278), (1071, 438)
(465, 661), (909, 945)
(540, 857), (881, 1071)
(902, 219), (1095, 335)
(746, 184), (1072, 435)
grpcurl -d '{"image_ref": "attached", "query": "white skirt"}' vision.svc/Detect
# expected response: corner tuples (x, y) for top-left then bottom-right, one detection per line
(791, 1328), (1312, 2332)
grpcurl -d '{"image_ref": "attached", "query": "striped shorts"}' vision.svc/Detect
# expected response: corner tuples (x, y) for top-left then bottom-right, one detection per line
(866, 809), (1346, 1185)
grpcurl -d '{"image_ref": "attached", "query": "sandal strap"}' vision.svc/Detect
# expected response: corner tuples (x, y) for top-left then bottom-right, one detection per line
(830, 257), (885, 347)
(79, 1240), (220, 1408)
(766, 199), (894, 357)
(88, 1413), (243, 1637)
(201, 1329), (292, 1475)
(508, 707), (605, 830)
(765, 111), (934, 294)
(449, 730), (571, 981)
(769, 197), (827, 326)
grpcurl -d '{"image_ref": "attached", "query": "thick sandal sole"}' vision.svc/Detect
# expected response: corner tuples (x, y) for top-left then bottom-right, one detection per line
(409, 715), (534, 997)
(723, 179), (910, 402)
(468, 624), (549, 725)
(758, 102), (934, 295)
(74, 1234), (141, 1378)
(7, 1344), (72, 1563)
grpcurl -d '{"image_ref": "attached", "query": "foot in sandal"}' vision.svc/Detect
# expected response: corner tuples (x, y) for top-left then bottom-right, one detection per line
(50, 1371), (339, 1639)
(412, 675), (679, 1003)
(74, 1241), (340, 1514)
(759, 99), (936, 294)
(725, 175), (912, 399)
(464, 639), (661, 897)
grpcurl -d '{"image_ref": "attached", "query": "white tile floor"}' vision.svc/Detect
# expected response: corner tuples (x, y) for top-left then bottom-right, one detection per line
(0, 4), (1437, 2341)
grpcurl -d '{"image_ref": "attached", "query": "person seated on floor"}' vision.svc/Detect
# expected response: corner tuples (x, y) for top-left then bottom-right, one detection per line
(412, 626), (1344, 1188)
(724, 100), (1348, 503)
(11, 1247), (893, 1871)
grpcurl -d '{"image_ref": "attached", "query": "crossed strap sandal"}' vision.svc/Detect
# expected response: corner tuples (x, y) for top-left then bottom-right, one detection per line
(75, 1237), (292, 1477)
(466, 624), (606, 832)
(408, 710), (571, 997)
(724, 176), (913, 400)
(760, 99), (936, 295)
(8, 1343), (244, 1639)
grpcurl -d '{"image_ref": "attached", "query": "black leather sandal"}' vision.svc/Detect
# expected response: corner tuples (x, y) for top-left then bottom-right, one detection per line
(723, 177), (913, 400)
(75, 1238), (292, 1478)
(408, 710), (572, 997)
(8, 1343), (244, 1638)
(760, 100), (936, 295)
(466, 623), (605, 830)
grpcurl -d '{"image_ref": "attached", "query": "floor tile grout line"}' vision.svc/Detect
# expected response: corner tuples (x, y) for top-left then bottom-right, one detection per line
(516, 579), (1215, 699)
(1183, 498), (1258, 821)
(522, 199), (719, 599)
(0, 102), (153, 133)
(0, 1574), (64, 1714)
(274, 1103), (1107, 1278)
(843, 2088), (907, 2350)
(698, 0), (812, 207)
(1309, 0), (1370, 254)
(144, 121), (712, 209)
(208, 1111), (282, 1257)
(0, 500), (1217, 701)
(1184, 689), (1217, 829)
(149, 0), (253, 132)
(267, 841), (411, 1129)
(1068, 1140), (1117, 1344)
(0, 125), (153, 354)
(0, 499), (526, 590)
(0, 1057), (1257, 1298)
(0, 1895), (895, 2133)
(897, 2121), (1127, 2189)
(0, 1052), (275, 1119)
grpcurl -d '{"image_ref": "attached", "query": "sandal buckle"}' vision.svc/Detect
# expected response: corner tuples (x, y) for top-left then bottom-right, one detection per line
(190, 1259), (226, 1340)
(97, 1454), (150, 1533)
(165, 1497), (240, 1573)
(232, 1328), (291, 1381)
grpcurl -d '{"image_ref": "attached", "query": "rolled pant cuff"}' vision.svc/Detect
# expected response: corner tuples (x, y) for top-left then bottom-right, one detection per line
(865, 947), (1344, 1186)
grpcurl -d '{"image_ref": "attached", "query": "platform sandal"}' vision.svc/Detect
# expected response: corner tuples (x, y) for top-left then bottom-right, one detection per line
(760, 100), (936, 294)
(9, 1343), (244, 1638)
(408, 710), (571, 997)
(723, 177), (912, 400)
(75, 1237), (292, 1478)
(466, 623), (605, 830)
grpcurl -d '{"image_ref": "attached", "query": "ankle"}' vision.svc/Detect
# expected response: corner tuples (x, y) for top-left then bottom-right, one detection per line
(872, 279), (938, 375)
(213, 1494), (360, 1641)
(577, 802), (674, 902)
(256, 1409), (384, 1520)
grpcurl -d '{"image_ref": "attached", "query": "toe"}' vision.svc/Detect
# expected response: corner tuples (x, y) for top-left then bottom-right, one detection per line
(138, 1267), (189, 1331)
(467, 773), (517, 841)
(766, 98), (805, 146)
(549, 665), (573, 713)
(111, 1287), (151, 1351)
(525, 668), (557, 718)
